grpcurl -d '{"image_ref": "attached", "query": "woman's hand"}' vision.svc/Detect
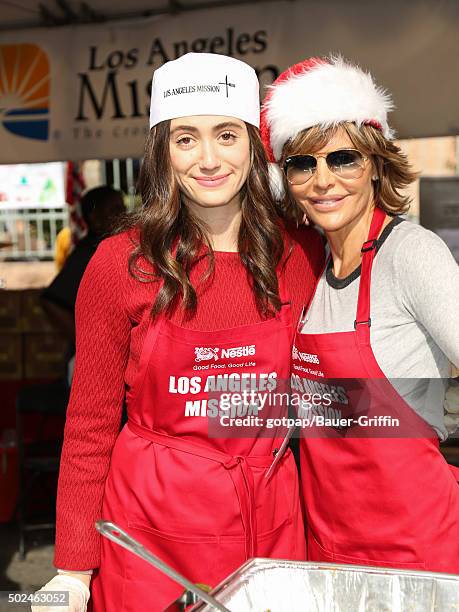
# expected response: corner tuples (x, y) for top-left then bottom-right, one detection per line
(31, 573), (90, 612)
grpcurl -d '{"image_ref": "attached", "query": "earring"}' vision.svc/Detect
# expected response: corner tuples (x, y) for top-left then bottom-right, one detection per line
(372, 175), (378, 181)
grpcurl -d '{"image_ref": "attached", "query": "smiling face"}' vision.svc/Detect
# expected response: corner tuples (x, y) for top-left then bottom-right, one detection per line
(287, 127), (376, 234)
(169, 115), (251, 211)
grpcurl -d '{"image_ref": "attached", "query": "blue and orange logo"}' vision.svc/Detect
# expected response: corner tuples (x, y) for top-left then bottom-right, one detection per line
(0, 44), (50, 141)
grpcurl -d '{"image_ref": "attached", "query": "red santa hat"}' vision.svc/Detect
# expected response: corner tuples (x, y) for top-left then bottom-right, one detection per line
(261, 56), (395, 167)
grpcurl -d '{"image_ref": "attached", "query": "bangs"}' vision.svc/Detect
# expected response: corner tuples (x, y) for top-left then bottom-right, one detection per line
(281, 121), (382, 161)
(282, 124), (339, 161)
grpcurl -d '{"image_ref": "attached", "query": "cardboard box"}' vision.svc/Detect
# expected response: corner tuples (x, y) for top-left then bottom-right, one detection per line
(24, 333), (69, 379)
(0, 334), (22, 380)
(21, 289), (56, 333)
(0, 290), (22, 333)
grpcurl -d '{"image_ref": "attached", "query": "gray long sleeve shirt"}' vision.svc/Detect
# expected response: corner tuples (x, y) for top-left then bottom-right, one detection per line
(300, 217), (459, 439)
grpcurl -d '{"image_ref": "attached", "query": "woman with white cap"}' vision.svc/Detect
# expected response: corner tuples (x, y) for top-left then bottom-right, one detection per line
(33, 53), (324, 611)
(260, 56), (459, 573)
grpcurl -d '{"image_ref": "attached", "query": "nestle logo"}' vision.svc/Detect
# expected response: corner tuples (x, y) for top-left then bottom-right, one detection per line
(292, 346), (320, 364)
(194, 347), (219, 363)
(194, 344), (255, 362)
(221, 344), (255, 359)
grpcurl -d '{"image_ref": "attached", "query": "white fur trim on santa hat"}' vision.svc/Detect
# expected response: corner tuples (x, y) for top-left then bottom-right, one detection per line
(264, 56), (395, 161)
(268, 163), (285, 201)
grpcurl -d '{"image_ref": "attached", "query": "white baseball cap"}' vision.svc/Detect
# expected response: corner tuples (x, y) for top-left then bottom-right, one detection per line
(149, 53), (260, 128)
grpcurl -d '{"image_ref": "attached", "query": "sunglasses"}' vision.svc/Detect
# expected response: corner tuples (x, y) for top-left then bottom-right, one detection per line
(283, 149), (368, 185)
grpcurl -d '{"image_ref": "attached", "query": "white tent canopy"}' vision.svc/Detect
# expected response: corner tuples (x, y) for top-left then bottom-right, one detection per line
(0, 0), (458, 163)
(0, 0), (255, 30)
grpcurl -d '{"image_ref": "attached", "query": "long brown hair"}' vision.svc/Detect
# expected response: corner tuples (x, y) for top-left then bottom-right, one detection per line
(280, 122), (418, 223)
(125, 120), (285, 319)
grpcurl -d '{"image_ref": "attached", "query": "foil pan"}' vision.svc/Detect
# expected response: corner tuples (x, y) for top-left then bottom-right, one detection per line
(192, 558), (459, 612)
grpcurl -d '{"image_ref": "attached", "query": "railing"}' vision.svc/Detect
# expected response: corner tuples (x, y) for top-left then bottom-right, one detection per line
(0, 156), (140, 261)
(0, 206), (69, 260)
(104, 157), (140, 211)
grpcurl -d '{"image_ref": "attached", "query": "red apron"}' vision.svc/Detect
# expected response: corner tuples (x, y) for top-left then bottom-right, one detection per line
(292, 206), (459, 574)
(91, 273), (305, 611)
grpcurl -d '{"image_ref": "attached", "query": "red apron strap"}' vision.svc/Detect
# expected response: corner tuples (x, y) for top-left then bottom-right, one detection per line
(276, 264), (293, 331)
(127, 420), (273, 559)
(128, 310), (165, 411)
(298, 252), (330, 330)
(277, 264), (288, 305)
(354, 206), (387, 342)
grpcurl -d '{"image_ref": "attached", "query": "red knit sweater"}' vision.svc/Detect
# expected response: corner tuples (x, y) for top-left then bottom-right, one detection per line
(54, 226), (324, 569)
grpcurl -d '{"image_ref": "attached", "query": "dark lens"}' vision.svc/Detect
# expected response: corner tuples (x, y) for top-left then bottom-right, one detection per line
(284, 155), (316, 184)
(328, 150), (364, 177)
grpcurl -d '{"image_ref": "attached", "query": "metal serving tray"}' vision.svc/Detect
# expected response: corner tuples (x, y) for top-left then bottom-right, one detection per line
(192, 558), (459, 612)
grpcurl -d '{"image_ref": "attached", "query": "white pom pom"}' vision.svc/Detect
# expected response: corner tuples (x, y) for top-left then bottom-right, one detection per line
(268, 163), (285, 201)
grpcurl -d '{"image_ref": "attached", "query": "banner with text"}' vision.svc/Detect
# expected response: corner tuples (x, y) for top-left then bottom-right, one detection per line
(0, 0), (458, 163)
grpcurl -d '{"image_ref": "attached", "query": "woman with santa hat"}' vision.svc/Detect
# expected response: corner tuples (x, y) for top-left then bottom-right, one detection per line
(260, 56), (459, 573)
(32, 53), (324, 612)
